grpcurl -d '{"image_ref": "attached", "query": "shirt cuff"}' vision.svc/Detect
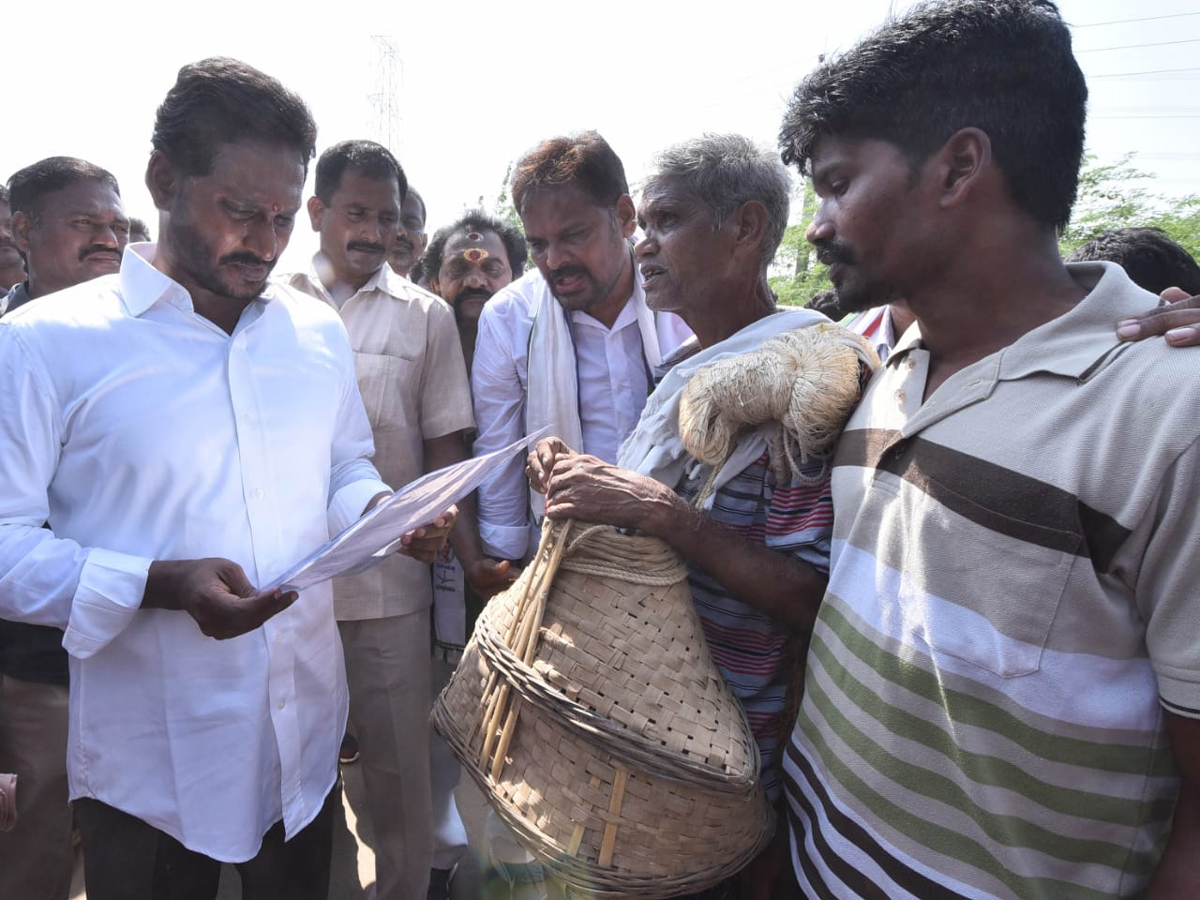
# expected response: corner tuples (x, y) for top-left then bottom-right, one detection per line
(479, 520), (530, 561)
(1156, 671), (1200, 720)
(328, 478), (393, 535)
(63, 548), (153, 658)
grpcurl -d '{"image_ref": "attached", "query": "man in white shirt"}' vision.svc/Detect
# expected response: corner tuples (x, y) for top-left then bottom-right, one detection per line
(283, 139), (476, 900)
(0, 155), (130, 900)
(0, 59), (450, 900)
(472, 131), (690, 565)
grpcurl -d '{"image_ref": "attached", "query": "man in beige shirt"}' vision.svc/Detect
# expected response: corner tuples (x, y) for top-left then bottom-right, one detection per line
(282, 140), (476, 900)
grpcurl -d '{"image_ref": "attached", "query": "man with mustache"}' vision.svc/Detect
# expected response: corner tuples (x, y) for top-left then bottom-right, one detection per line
(388, 185), (427, 279)
(1, 157), (128, 315)
(471, 131), (691, 572)
(283, 140), (477, 900)
(0, 186), (24, 291)
(0, 61), (453, 899)
(424, 209), (527, 374)
(0, 155), (128, 900)
(419, 208), (528, 896)
(776, 1), (1200, 896)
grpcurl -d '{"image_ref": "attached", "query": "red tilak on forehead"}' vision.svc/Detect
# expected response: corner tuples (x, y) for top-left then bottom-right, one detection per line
(461, 248), (489, 263)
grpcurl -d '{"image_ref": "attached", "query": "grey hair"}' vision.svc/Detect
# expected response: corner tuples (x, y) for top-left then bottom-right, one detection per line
(646, 134), (791, 274)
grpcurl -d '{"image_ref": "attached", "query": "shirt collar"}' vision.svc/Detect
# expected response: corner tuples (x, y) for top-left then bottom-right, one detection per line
(884, 261), (1146, 381)
(119, 243), (278, 318)
(996, 261), (1145, 381)
(568, 249), (644, 330)
(303, 252), (408, 306)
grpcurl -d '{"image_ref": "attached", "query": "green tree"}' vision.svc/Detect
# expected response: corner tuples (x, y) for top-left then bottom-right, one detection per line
(1060, 154), (1200, 261)
(769, 180), (832, 307)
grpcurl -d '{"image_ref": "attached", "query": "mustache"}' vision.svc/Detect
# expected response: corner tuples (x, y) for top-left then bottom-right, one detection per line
(80, 244), (121, 262)
(219, 252), (274, 270)
(549, 264), (588, 282)
(456, 287), (492, 304)
(348, 241), (387, 255)
(813, 239), (855, 268)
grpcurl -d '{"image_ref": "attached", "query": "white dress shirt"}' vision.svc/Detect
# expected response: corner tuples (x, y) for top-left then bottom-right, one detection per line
(471, 265), (691, 560)
(0, 245), (389, 861)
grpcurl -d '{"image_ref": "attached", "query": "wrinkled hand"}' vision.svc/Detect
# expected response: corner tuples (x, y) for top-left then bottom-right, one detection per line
(465, 557), (517, 600)
(542, 454), (681, 534)
(526, 437), (579, 495)
(1117, 287), (1200, 346)
(398, 506), (458, 564)
(146, 557), (297, 640)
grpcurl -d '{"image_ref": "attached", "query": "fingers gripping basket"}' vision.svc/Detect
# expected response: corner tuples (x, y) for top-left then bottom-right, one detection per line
(432, 520), (772, 898)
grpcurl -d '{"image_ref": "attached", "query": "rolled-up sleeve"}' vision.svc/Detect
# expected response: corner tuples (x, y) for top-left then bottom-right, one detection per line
(0, 326), (152, 656)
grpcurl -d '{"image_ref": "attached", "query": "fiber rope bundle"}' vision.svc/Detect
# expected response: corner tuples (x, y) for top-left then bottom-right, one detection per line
(678, 322), (879, 502)
(433, 519), (772, 898)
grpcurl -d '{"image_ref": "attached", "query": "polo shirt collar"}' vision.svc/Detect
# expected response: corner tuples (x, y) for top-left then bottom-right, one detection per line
(996, 261), (1140, 382)
(883, 261), (1141, 382)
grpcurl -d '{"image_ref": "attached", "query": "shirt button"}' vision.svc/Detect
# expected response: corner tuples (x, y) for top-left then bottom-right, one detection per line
(277, 698), (286, 710)
(906, 357), (916, 371)
(275, 633), (284, 645)
(894, 390), (906, 405)
(254, 488), (265, 499)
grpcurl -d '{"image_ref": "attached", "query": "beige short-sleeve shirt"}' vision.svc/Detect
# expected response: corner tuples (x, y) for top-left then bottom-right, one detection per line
(284, 259), (474, 619)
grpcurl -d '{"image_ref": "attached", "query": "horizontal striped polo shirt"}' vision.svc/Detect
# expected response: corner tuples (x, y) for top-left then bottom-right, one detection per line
(785, 262), (1200, 899)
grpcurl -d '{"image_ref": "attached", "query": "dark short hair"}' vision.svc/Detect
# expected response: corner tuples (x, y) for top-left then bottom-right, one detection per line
(1067, 227), (1200, 295)
(314, 140), (406, 205)
(129, 217), (151, 240)
(404, 187), (426, 226)
(805, 288), (849, 320)
(779, 0), (1086, 231)
(0, 184), (8, 205)
(422, 209), (527, 281)
(152, 57), (317, 178)
(7, 156), (122, 224)
(647, 134), (791, 275)
(511, 131), (629, 214)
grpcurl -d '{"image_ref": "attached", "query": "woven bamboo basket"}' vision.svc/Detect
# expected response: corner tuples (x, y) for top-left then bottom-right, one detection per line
(432, 519), (772, 898)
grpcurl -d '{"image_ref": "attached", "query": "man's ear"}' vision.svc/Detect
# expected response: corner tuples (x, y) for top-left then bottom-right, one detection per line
(731, 200), (769, 263)
(614, 194), (637, 240)
(935, 127), (991, 209)
(307, 195), (326, 232)
(145, 150), (180, 211)
(12, 210), (33, 254)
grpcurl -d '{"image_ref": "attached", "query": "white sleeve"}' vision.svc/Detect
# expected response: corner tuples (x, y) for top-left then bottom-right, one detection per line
(470, 297), (531, 560)
(0, 325), (152, 658)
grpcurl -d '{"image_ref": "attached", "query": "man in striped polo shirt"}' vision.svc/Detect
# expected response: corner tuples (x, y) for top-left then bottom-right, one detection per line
(777, 1), (1200, 898)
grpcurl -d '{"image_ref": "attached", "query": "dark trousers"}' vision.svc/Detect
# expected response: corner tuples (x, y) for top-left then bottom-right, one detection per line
(75, 786), (336, 900)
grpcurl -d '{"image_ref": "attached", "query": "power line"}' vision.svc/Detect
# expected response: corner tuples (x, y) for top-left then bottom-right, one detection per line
(1078, 38), (1200, 54)
(1091, 115), (1200, 120)
(1073, 12), (1200, 28)
(1089, 67), (1200, 79)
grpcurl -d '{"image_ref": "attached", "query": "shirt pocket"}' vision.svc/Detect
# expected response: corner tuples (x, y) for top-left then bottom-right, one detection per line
(897, 478), (1081, 679)
(353, 352), (416, 433)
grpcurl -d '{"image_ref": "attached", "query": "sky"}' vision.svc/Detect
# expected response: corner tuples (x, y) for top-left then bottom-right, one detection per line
(5, 0), (1199, 271)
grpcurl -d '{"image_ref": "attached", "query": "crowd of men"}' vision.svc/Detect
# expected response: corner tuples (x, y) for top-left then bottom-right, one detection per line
(3, 1), (1200, 899)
